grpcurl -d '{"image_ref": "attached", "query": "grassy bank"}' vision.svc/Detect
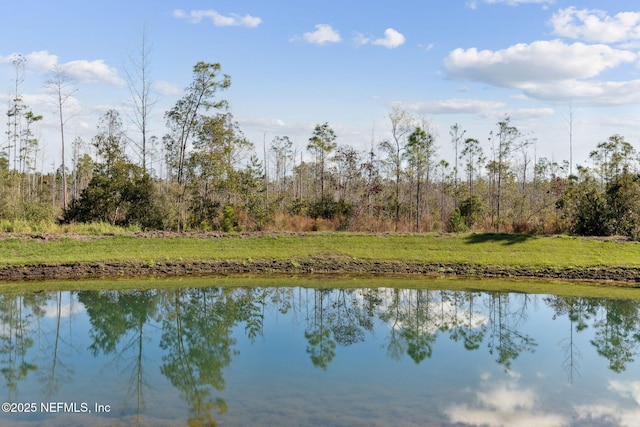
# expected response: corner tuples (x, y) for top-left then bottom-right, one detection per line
(1, 232), (639, 283)
(0, 232), (640, 287)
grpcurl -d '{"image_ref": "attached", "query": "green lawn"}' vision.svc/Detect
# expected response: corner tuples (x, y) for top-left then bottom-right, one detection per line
(1, 232), (639, 269)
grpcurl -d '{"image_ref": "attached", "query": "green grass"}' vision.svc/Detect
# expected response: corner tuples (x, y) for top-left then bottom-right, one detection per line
(1, 232), (640, 269)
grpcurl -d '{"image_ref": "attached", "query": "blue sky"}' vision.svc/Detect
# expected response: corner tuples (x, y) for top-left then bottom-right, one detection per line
(2, 0), (640, 173)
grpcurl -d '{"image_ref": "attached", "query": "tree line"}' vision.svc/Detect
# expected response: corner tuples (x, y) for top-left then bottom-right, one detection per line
(4, 57), (640, 238)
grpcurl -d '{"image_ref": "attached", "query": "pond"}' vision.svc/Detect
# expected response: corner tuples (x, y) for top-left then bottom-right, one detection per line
(1, 278), (639, 426)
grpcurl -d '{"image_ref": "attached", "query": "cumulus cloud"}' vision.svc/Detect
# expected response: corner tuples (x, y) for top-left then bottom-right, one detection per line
(25, 51), (58, 73)
(445, 40), (635, 86)
(61, 59), (124, 86)
(300, 24), (342, 45)
(0, 50), (58, 73)
(0, 50), (124, 86)
(372, 28), (406, 49)
(444, 39), (639, 104)
(551, 7), (640, 44)
(172, 9), (261, 28)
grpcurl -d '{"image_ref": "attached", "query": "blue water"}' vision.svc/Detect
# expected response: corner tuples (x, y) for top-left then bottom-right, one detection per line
(0, 285), (639, 426)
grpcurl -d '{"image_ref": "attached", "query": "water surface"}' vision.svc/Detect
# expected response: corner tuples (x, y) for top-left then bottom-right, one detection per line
(0, 281), (639, 426)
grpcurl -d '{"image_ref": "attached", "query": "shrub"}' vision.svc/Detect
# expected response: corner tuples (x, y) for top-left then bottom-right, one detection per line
(459, 195), (486, 227)
(447, 208), (468, 233)
(307, 196), (353, 220)
(221, 205), (237, 232)
(606, 174), (640, 240)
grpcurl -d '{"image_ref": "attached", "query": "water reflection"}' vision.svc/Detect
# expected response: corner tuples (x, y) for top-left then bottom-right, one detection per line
(0, 284), (639, 426)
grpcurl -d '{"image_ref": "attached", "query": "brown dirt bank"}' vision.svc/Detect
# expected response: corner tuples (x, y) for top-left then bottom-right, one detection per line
(1, 255), (640, 286)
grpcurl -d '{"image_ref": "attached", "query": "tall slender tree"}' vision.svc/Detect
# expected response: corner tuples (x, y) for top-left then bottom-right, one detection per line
(307, 122), (337, 200)
(494, 117), (519, 232)
(405, 126), (434, 232)
(45, 66), (77, 210)
(460, 137), (483, 226)
(270, 136), (293, 197)
(7, 54), (26, 174)
(449, 123), (466, 206)
(125, 28), (156, 172)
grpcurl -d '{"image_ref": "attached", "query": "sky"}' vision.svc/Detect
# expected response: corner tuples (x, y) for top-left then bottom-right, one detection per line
(2, 0), (640, 175)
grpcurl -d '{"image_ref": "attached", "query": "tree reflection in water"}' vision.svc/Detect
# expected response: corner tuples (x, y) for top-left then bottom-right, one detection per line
(1, 285), (640, 425)
(485, 292), (537, 372)
(304, 289), (336, 370)
(38, 291), (77, 397)
(79, 289), (159, 426)
(0, 294), (39, 401)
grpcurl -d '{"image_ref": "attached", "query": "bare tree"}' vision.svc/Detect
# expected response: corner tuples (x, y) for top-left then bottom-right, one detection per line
(45, 66), (77, 210)
(565, 100), (579, 177)
(125, 28), (156, 172)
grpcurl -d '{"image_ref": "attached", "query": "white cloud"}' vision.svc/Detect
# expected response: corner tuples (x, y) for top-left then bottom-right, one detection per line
(372, 28), (406, 49)
(0, 50), (58, 73)
(172, 9), (262, 28)
(61, 59), (124, 86)
(25, 51), (59, 73)
(551, 7), (640, 44)
(445, 40), (635, 86)
(0, 50), (124, 86)
(444, 40), (640, 105)
(301, 24), (342, 45)
(352, 28), (406, 49)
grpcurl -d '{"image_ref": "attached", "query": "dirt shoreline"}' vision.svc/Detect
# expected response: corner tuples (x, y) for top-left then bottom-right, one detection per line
(1, 256), (639, 285)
